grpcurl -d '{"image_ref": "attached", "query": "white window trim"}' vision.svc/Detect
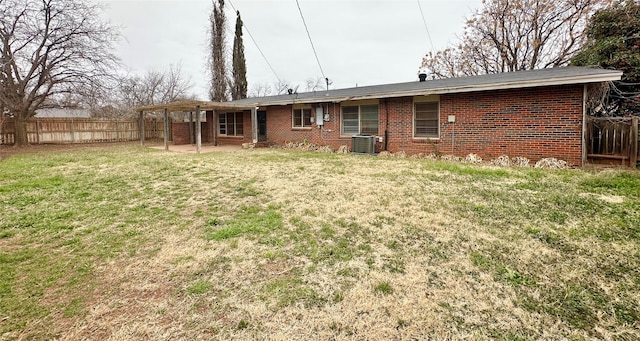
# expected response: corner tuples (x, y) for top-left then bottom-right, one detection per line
(292, 105), (313, 129)
(413, 96), (440, 139)
(340, 100), (380, 136)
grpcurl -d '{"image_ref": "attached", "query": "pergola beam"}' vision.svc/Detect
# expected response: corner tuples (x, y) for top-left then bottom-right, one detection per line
(135, 100), (256, 113)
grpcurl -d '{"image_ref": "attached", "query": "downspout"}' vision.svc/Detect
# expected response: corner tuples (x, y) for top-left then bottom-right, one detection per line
(582, 84), (588, 167)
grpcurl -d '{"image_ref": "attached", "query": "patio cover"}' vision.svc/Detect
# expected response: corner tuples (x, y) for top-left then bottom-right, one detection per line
(135, 101), (257, 153)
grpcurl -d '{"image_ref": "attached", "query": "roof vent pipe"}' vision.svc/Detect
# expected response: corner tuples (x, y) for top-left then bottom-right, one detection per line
(418, 73), (427, 82)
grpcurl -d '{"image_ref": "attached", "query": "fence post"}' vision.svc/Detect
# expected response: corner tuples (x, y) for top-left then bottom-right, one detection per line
(631, 117), (638, 168)
(35, 118), (40, 144)
(71, 118), (75, 143)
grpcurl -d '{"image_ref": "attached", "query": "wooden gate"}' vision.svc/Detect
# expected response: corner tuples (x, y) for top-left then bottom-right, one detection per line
(586, 116), (639, 167)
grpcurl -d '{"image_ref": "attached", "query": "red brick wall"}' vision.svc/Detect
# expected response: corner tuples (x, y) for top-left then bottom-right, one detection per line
(172, 122), (191, 145)
(173, 122), (213, 145)
(171, 111), (253, 146)
(437, 86), (584, 164)
(261, 85), (585, 165)
(266, 105), (319, 144)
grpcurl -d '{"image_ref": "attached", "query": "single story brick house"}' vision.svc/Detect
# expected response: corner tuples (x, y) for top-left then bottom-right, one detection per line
(137, 67), (622, 166)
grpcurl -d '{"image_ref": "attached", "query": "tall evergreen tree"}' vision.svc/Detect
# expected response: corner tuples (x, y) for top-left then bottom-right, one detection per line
(231, 11), (248, 100)
(572, 0), (640, 115)
(208, 0), (227, 102)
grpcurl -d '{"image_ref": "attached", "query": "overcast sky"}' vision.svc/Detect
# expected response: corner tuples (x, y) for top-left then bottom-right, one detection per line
(96, 0), (482, 100)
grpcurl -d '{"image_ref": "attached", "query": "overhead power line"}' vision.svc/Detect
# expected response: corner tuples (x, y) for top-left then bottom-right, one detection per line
(417, 0), (435, 56)
(295, 0), (328, 86)
(227, 0), (283, 84)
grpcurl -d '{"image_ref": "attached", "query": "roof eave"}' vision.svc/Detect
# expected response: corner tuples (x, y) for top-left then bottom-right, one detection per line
(248, 72), (623, 106)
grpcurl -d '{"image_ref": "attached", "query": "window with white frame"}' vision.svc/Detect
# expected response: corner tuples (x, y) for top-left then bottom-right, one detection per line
(219, 112), (244, 136)
(414, 102), (439, 138)
(341, 104), (379, 136)
(292, 108), (312, 128)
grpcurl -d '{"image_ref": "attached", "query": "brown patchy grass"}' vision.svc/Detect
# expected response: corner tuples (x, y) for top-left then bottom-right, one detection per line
(0, 144), (638, 340)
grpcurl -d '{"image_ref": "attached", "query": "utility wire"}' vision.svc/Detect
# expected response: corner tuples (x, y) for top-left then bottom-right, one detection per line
(295, 0), (327, 82)
(417, 0), (435, 56)
(226, 0), (283, 84)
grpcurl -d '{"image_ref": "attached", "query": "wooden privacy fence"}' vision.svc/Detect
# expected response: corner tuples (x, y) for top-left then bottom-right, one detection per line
(0, 117), (169, 145)
(586, 116), (639, 167)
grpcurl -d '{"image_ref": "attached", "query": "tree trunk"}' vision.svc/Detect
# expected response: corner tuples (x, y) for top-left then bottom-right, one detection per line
(14, 116), (29, 146)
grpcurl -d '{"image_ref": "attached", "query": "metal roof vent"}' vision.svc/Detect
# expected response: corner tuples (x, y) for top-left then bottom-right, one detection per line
(419, 73), (428, 82)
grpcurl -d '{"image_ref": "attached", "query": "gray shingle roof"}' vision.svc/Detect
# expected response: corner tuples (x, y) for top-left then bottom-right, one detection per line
(231, 67), (622, 107)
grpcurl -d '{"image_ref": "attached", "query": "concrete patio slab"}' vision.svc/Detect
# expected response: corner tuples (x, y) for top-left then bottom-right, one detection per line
(148, 144), (243, 153)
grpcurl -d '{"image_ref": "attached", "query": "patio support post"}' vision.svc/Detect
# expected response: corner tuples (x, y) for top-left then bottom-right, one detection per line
(188, 111), (194, 144)
(196, 105), (202, 153)
(212, 110), (218, 146)
(251, 107), (258, 144)
(139, 110), (145, 146)
(163, 108), (169, 151)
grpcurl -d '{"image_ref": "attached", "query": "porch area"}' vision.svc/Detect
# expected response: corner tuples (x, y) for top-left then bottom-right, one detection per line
(135, 100), (259, 153)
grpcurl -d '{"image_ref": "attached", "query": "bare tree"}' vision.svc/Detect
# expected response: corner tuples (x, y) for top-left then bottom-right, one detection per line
(0, 0), (120, 146)
(305, 77), (326, 92)
(208, 0), (228, 101)
(421, 0), (611, 78)
(274, 80), (292, 95)
(248, 83), (273, 97)
(248, 79), (312, 97)
(115, 63), (194, 114)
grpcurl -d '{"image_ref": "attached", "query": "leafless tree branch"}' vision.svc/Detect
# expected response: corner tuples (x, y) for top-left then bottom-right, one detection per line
(0, 0), (120, 145)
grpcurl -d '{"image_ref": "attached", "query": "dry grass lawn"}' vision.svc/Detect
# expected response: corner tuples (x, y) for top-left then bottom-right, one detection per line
(1, 143), (639, 340)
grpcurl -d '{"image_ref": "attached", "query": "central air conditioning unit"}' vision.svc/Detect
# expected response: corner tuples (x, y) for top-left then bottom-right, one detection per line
(352, 135), (376, 154)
